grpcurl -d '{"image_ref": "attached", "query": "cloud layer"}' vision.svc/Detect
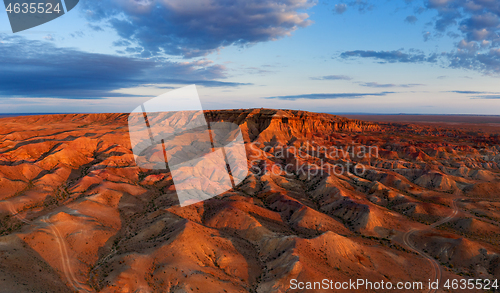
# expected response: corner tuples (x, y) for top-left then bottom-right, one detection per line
(416, 0), (500, 73)
(450, 90), (500, 99)
(405, 15), (418, 24)
(334, 4), (347, 14)
(341, 50), (438, 63)
(0, 35), (247, 99)
(310, 75), (352, 80)
(82, 0), (315, 58)
(360, 82), (424, 88)
(265, 92), (394, 100)
(338, 0), (500, 74)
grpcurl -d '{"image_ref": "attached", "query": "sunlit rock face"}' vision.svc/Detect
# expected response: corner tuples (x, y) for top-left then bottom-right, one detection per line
(0, 109), (498, 292)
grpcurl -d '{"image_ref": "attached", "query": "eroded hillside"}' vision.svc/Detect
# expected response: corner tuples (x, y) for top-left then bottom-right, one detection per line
(0, 109), (499, 292)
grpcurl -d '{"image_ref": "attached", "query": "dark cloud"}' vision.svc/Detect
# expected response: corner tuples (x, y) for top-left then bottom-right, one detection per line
(265, 92), (395, 100)
(414, 6), (425, 14)
(310, 75), (352, 80)
(425, 0), (500, 38)
(341, 45), (500, 75)
(447, 31), (461, 39)
(405, 15), (418, 24)
(82, 0), (314, 58)
(446, 45), (500, 74)
(423, 0), (500, 73)
(473, 95), (500, 99)
(343, 1), (500, 74)
(340, 44), (500, 74)
(0, 35), (249, 99)
(451, 90), (486, 94)
(450, 90), (500, 99)
(450, 90), (500, 95)
(435, 11), (462, 32)
(360, 82), (424, 88)
(88, 24), (104, 32)
(334, 4), (348, 14)
(340, 50), (438, 63)
(360, 82), (396, 88)
(348, 0), (374, 12)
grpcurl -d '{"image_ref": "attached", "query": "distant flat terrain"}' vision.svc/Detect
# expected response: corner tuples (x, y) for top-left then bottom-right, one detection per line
(342, 114), (500, 134)
(0, 113), (62, 119)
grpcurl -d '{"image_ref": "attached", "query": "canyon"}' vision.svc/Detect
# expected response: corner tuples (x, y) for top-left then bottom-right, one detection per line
(0, 109), (499, 292)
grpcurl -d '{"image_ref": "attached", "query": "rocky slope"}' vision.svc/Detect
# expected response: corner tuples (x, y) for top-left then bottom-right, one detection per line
(0, 109), (498, 292)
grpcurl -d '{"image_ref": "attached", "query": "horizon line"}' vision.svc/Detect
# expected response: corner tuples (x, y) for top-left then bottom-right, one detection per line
(1, 111), (500, 117)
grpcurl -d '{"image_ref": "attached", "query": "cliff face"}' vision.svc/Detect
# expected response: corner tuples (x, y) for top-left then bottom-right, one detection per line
(0, 109), (498, 292)
(205, 108), (380, 142)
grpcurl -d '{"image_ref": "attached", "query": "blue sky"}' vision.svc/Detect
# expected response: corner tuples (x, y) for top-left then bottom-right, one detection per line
(0, 0), (499, 114)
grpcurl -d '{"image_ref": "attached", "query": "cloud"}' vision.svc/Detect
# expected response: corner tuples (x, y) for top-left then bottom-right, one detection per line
(425, 0), (500, 39)
(450, 90), (487, 94)
(423, 0), (500, 73)
(405, 15), (418, 24)
(340, 46), (497, 74)
(447, 31), (461, 38)
(360, 82), (424, 88)
(240, 66), (275, 75)
(265, 92), (395, 100)
(423, 31), (431, 41)
(334, 4), (347, 14)
(446, 46), (500, 74)
(344, 1), (500, 74)
(450, 90), (500, 94)
(88, 24), (104, 32)
(473, 95), (500, 99)
(82, 0), (315, 58)
(414, 6), (425, 14)
(449, 90), (500, 99)
(341, 45), (500, 75)
(310, 75), (352, 80)
(340, 50), (438, 63)
(0, 35), (249, 99)
(70, 30), (85, 38)
(348, 0), (374, 12)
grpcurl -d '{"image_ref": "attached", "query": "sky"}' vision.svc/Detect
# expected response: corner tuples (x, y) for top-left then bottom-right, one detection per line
(0, 0), (500, 114)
